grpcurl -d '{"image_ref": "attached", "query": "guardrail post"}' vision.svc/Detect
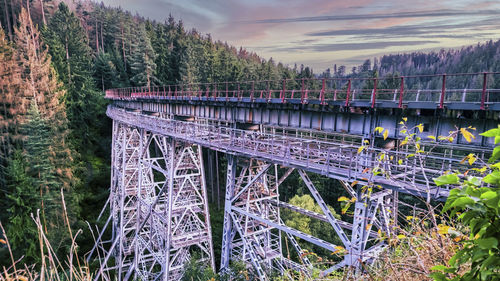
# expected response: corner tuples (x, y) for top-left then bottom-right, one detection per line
(399, 77), (404, 108)
(281, 79), (286, 103)
(481, 72), (487, 110)
(320, 78), (326, 105)
(267, 81), (271, 101)
(371, 78), (377, 108)
(345, 79), (352, 107)
(251, 81), (254, 101)
(301, 79), (305, 104)
(439, 74), (446, 109)
(225, 82), (229, 101)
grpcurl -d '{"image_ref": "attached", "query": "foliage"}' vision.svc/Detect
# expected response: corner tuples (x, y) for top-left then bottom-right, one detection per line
(0, 28), (21, 189)
(4, 101), (74, 264)
(431, 126), (500, 281)
(181, 257), (251, 281)
(181, 255), (217, 281)
(282, 194), (342, 256)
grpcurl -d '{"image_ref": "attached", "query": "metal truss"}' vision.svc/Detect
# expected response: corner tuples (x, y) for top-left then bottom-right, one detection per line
(220, 157), (400, 279)
(221, 156), (283, 280)
(90, 121), (214, 281)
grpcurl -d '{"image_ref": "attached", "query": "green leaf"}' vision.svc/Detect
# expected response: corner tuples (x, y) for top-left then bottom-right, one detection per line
(450, 196), (475, 209)
(489, 146), (500, 163)
(480, 128), (500, 137)
(477, 237), (498, 249)
(429, 272), (447, 281)
(433, 174), (459, 186)
(480, 191), (497, 200)
(484, 171), (500, 185)
(430, 265), (447, 271)
(467, 176), (482, 187)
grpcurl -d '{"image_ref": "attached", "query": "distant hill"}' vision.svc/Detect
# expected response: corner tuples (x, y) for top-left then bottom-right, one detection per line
(323, 40), (500, 89)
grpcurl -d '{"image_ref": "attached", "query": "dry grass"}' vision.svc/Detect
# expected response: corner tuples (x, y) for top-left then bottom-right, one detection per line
(0, 190), (95, 281)
(346, 214), (466, 281)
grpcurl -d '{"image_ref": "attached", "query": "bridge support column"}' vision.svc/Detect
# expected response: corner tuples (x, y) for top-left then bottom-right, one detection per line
(93, 121), (214, 281)
(220, 157), (282, 280)
(345, 184), (398, 270)
(111, 121), (142, 278)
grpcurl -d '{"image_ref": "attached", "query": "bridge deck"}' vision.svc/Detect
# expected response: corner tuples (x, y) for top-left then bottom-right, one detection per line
(108, 105), (480, 200)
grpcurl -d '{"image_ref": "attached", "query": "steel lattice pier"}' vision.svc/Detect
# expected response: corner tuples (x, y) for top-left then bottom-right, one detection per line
(91, 121), (214, 281)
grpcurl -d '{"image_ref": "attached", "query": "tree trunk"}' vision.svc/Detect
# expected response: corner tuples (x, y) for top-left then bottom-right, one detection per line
(66, 37), (71, 84)
(95, 21), (99, 53)
(39, 0), (46, 25)
(100, 22), (104, 51)
(10, 0), (16, 32)
(121, 26), (126, 68)
(3, 0), (12, 40)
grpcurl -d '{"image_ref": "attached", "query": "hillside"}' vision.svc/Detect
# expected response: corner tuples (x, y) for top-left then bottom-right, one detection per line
(324, 40), (500, 89)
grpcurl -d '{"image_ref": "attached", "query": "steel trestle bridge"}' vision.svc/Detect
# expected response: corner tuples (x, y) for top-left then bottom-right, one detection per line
(90, 72), (499, 280)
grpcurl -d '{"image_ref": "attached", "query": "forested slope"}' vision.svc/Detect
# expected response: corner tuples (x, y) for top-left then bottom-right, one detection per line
(0, 0), (313, 266)
(324, 40), (500, 90)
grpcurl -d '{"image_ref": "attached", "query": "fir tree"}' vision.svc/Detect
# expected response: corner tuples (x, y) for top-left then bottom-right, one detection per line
(5, 101), (70, 263)
(10, 8), (76, 247)
(130, 22), (159, 87)
(0, 27), (21, 189)
(43, 2), (104, 150)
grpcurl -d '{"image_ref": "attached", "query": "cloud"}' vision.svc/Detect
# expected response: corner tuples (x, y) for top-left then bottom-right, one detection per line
(257, 40), (439, 53)
(245, 9), (500, 24)
(305, 18), (500, 40)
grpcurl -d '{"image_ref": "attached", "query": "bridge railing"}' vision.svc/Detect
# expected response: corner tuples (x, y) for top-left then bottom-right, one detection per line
(105, 72), (500, 109)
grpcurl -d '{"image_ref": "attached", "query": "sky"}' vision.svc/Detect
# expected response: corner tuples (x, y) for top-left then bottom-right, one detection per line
(100, 0), (500, 72)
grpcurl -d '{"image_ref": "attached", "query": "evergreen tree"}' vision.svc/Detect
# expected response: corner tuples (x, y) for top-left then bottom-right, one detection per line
(130, 22), (159, 87)
(14, 8), (65, 125)
(5, 101), (71, 263)
(10, 7), (76, 245)
(94, 51), (118, 90)
(4, 149), (38, 262)
(0, 28), (21, 189)
(43, 2), (104, 150)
